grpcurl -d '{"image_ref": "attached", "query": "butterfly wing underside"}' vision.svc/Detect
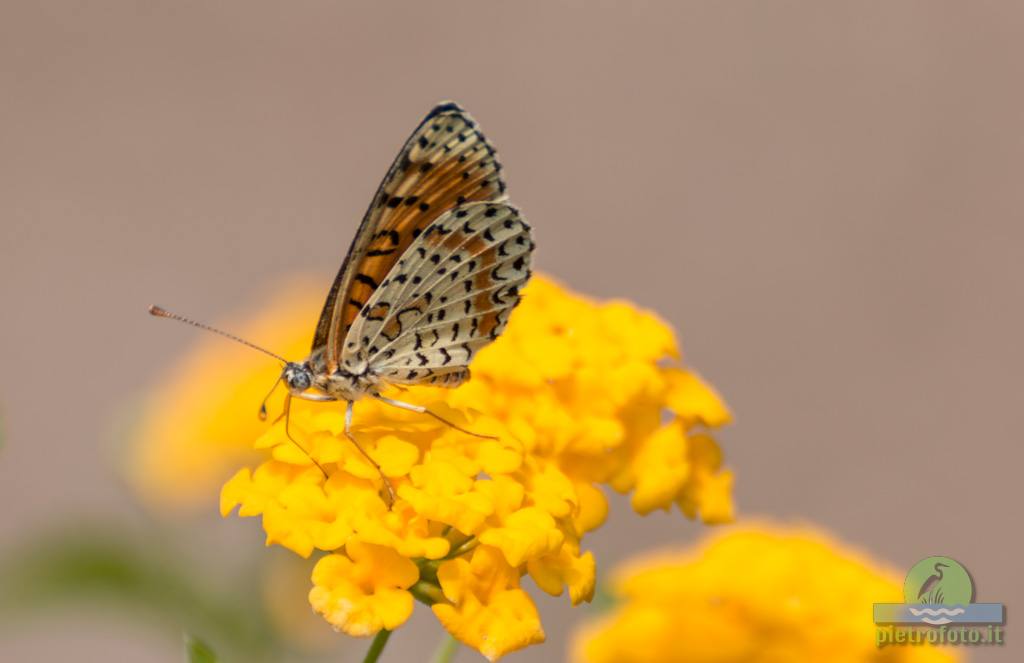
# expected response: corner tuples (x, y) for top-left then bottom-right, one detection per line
(341, 202), (533, 387)
(312, 102), (507, 373)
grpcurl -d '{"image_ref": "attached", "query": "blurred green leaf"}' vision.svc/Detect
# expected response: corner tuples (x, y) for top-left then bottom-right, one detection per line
(429, 633), (459, 663)
(186, 634), (220, 663)
(588, 578), (619, 614)
(0, 524), (283, 661)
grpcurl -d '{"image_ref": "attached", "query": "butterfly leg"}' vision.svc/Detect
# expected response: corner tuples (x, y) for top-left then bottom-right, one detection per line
(344, 401), (396, 507)
(372, 394), (499, 441)
(281, 394), (330, 479)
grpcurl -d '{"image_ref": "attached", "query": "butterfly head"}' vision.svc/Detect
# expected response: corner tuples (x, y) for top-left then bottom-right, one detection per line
(282, 362), (314, 394)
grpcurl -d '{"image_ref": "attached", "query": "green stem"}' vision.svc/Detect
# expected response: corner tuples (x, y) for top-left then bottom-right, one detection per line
(410, 579), (446, 605)
(443, 536), (478, 560)
(362, 629), (392, 663)
(429, 633), (460, 663)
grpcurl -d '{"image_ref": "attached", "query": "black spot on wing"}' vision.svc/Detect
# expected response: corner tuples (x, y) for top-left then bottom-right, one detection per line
(355, 274), (380, 289)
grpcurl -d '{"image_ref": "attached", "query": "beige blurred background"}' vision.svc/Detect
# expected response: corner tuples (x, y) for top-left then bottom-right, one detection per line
(2, 1), (1022, 661)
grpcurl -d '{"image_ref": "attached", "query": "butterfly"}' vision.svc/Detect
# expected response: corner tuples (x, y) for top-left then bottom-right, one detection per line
(150, 102), (535, 504)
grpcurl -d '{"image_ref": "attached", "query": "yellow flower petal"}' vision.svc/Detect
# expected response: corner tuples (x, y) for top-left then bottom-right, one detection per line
(630, 421), (690, 515)
(527, 544), (596, 605)
(479, 506), (565, 567)
(309, 539), (419, 637)
(353, 502), (451, 560)
(525, 463), (578, 519)
(676, 433), (735, 523)
(474, 476), (526, 521)
(664, 368), (732, 428)
(679, 468), (735, 525)
(398, 458), (494, 535)
(433, 546), (545, 661)
(572, 482), (609, 535)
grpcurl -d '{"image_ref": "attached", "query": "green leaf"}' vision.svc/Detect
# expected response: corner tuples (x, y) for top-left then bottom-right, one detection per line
(186, 634), (220, 663)
(588, 579), (619, 614)
(0, 523), (283, 661)
(429, 633), (459, 663)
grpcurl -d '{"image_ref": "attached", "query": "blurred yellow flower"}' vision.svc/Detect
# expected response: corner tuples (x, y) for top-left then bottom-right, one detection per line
(571, 523), (962, 663)
(139, 273), (731, 660)
(129, 277), (324, 511)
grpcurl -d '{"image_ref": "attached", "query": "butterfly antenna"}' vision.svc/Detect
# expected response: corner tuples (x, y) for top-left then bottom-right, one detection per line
(148, 305), (288, 364)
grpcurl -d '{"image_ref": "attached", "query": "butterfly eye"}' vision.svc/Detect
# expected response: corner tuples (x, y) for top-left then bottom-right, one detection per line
(283, 363), (312, 391)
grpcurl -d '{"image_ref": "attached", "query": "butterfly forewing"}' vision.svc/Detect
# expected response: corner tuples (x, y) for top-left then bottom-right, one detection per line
(342, 202), (533, 387)
(313, 102), (507, 372)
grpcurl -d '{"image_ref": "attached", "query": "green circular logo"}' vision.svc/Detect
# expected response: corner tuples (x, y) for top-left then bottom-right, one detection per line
(904, 556), (974, 605)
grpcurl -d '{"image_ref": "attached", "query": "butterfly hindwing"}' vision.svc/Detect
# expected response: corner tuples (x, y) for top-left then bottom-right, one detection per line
(312, 102), (507, 372)
(340, 202), (533, 387)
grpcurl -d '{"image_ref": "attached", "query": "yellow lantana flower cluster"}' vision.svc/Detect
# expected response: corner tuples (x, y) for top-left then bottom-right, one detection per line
(219, 275), (733, 660)
(572, 524), (961, 663)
